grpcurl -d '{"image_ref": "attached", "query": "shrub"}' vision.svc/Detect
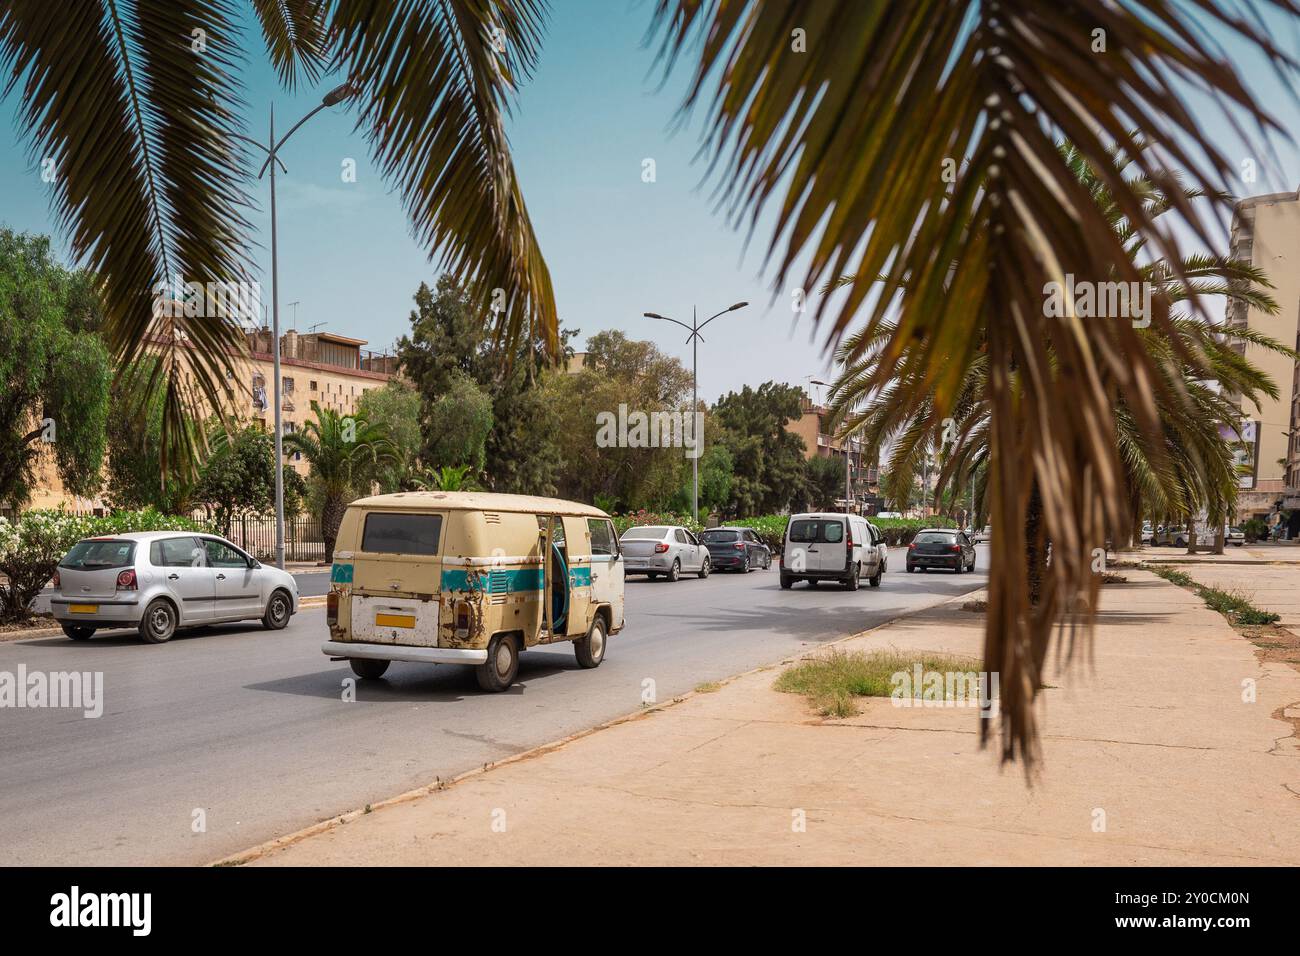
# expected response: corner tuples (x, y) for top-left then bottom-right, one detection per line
(609, 512), (961, 552)
(0, 509), (208, 622)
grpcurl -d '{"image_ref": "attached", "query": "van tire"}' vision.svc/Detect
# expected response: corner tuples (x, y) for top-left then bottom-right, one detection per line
(869, 566), (882, 588)
(844, 564), (860, 591)
(574, 616), (607, 669)
(350, 658), (390, 680)
(476, 633), (519, 692)
(62, 624), (95, 641)
(780, 574), (794, 589)
(138, 598), (177, 644)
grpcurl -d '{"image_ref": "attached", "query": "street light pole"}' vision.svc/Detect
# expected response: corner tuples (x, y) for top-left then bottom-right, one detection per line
(232, 83), (352, 569)
(643, 301), (749, 522)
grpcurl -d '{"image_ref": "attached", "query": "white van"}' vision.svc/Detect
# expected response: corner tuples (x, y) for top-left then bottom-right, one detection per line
(780, 512), (884, 590)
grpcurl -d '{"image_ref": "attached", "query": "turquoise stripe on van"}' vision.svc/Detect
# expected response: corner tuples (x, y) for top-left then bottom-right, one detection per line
(330, 562), (353, 584)
(440, 568), (544, 593)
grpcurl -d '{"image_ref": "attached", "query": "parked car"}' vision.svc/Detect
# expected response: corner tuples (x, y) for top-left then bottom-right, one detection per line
(971, 525), (992, 544)
(324, 492), (624, 689)
(1226, 526), (1246, 547)
(780, 512), (884, 590)
(699, 527), (771, 572)
(51, 532), (299, 643)
(619, 525), (710, 580)
(1140, 523), (1154, 545)
(906, 528), (976, 573)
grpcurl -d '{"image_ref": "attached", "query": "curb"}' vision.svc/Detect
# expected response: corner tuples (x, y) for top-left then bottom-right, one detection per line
(210, 583), (986, 867)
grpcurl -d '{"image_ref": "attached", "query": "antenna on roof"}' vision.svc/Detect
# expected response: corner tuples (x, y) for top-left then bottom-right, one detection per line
(308, 322), (326, 334)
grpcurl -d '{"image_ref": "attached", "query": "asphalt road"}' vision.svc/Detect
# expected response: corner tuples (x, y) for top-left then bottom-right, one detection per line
(0, 546), (987, 865)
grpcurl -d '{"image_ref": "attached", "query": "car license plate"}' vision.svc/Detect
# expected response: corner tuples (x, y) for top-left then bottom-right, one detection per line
(68, 604), (98, 614)
(375, 612), (416, 629)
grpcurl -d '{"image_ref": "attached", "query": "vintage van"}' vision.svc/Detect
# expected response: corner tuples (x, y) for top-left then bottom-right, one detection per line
(322, 491), (625, 691)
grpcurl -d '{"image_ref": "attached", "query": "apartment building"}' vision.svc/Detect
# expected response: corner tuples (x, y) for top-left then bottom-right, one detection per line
(1225, 189), (1300, 522)
(28, 327), (398, 513)
(786, 393), (879, 510)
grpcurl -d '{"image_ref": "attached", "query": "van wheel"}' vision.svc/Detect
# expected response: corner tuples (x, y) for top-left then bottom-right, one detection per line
(476, 633), (519, 692)
(844, 564), (860, 591)
(261, 588), (292, 630)
(646, 572), (658, 580)
(350, 658), (390, 680)
(574, 616), (607, 669)
(869, 566), (882, 588)
(667, 559), (681, 582)
(780, 574), (793, 589)
(62, 624), (95, 641)
(138, 599), (177, 644)
(697, 557), (710, 579)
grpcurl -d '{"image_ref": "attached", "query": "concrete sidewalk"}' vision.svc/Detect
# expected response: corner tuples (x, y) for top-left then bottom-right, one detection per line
(234, 570), (1300, 866)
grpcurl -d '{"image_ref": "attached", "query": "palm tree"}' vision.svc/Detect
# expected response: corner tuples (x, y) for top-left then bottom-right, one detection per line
(415, 464), (480, 492)
(282, 400), (395, 562)
(0, 0), (557, 481)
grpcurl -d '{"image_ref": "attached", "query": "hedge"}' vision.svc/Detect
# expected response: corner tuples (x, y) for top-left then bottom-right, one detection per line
(0, 509), (209, 623)
(610, 512), (960, 553)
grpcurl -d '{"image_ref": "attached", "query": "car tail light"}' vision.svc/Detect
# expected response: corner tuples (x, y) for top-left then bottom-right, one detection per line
(654, 542), (669, 553)
(51, 570), (59, 589)
(326, 590), (339, 626)
(733, 543), (744, 550)
(116, 569), (137, 590)
(950, 544), (962, 553)
(908, 542), (917, 550)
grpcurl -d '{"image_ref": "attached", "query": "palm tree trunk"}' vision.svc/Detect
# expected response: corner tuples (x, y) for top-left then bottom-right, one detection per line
(1185, 516), (1196, 555)
(322, 495), (348, 564)
(1026, 484), (1046, 605)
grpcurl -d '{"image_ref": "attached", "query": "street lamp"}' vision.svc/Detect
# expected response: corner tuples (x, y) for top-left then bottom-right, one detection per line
(231, 82), (354, 569)
(810, 379), (853, 514)
(643, 301), (748, 522)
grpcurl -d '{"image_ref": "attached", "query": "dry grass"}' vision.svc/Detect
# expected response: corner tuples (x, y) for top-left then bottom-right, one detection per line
(774, 648), (986, 718)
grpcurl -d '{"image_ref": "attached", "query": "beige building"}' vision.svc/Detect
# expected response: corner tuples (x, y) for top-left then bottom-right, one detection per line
(1225, 189), (1300, 520)
(28, 328), (398, 514)
(785, 393), (878, 507)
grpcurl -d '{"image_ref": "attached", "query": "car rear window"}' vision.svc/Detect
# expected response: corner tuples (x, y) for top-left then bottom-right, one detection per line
(700, 530), (739, 542)
(361, 513), (442, 555)
(788, 519), (844, 543)
(60, 539), (136, 569)
(621, 526), (668, 540)
(915, 532), (956, 544)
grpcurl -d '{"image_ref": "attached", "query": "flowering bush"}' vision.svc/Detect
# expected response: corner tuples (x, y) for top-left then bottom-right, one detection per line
(0, 509), (208, 622)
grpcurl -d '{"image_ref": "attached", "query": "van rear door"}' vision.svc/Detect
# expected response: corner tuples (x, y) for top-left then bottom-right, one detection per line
(349, 511), (445, 646)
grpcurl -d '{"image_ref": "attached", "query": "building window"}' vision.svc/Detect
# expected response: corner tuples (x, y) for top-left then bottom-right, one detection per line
(283, 377), (294, 394)
(309, 380), (317, 391)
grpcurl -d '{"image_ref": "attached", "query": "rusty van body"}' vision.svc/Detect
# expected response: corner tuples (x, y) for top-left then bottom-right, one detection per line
(322, 492), (625, 691)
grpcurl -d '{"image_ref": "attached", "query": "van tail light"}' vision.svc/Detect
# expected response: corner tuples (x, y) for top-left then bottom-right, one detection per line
(654, 542), (669, 553)
(454, 599), (477, 640)
(326, 590), (339, 626)
(116, 569), (138, 590)
(51, 570), (60, 589)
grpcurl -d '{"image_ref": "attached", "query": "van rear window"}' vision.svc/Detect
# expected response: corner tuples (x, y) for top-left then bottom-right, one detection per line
(361, 513), (442, 555)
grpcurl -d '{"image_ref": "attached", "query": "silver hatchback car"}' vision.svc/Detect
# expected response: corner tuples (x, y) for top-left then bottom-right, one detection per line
(618, 525), (710, 581)
(50, 531), (299, 643)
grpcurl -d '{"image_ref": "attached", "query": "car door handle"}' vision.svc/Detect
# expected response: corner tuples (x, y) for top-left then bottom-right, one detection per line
(216, 573), (226, 580)
(167, 573), (180, 580)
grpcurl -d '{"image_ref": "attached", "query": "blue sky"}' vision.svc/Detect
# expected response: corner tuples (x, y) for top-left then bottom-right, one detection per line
(2, 1), (1299, 403)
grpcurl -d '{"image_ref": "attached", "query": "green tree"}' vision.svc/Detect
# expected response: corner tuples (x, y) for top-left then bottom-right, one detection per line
(803, 455), (842, 512)
(0, 2), (558, 479)
(423, 371), (494, 474)
(282, 401), (396, 562)
(0, 229), (109, 509)
(356, 380), (422, 493)
(104, 358), (199, 513)
(712, 383), (808, 516)
(195, 425), (305, 537)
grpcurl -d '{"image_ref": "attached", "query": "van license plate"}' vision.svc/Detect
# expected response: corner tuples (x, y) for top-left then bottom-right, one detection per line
(375, 612), (416, 629)
(69, 604), (98, 614)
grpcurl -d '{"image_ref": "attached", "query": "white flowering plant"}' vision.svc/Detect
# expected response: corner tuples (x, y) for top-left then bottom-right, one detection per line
(0, 509), (208, 622)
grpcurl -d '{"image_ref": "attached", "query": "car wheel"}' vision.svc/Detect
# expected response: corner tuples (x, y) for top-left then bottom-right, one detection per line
(698, 557), (710, 579)
(261, 588), (292, 630)
(955, 560), (963, 574)
(349, 658), (390, 680)
(869, 565), (882, 588)
(667, 559), (681, 582)
(845, 563), (860, 591)
(62, 624), (95, 641)
(574, 615), (607, 669)
(763, 552), (772, 569)
(138, 598), (177, 644)
(906, 565), (915, 574)
(780, 574), (794, 589)
(807, 579), (818, 588)
(646, 572), (658, 580)
(476, 633), (520, 692)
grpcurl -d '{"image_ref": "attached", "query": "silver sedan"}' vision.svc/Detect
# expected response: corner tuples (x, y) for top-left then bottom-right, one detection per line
(50, 531), (299, 643)
(618, 525), (710, 581)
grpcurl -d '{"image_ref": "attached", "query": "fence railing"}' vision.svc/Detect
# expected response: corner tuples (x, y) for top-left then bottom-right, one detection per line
(191, 512), (326, 563)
